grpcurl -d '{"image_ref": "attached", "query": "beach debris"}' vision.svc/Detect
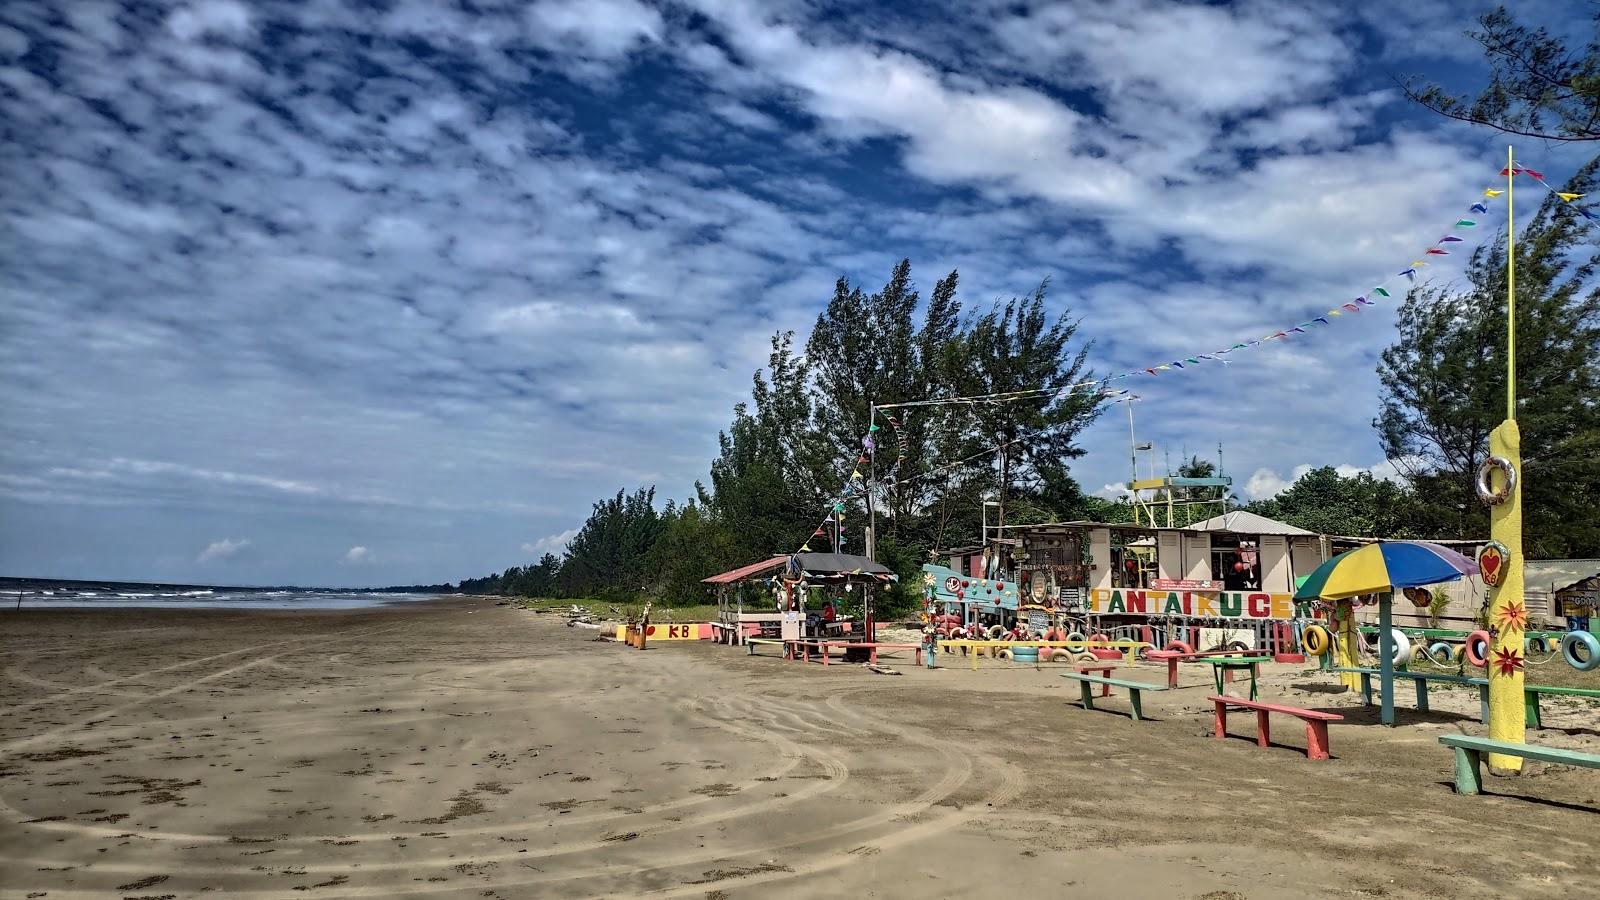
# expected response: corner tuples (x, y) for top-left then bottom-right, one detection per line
(863, 664), (900, 675)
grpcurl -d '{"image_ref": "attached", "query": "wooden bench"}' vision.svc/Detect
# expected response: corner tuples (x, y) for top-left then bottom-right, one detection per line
(745, 638), (787, 657)
(1330, 667), (1489, 723)
(1061, 673), (1169, 721)
(1523, 684), (1600, 729)
(1440, 734), (1600, 795)
(814, 641), (922, 666)
(1209, 696), (1343, 760)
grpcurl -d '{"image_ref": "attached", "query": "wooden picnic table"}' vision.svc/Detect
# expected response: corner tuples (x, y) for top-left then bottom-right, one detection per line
(1146, 647), (1258, 688)
(1200, 655), (1271, 700)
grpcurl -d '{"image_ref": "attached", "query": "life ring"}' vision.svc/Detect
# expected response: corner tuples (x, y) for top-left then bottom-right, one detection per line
(1302, 624), (1331, 657)
(1475, 456), (1516, 505)
(1465, 630), (1491, 667)
(1165, 640), (1193, 655)
(1384, 629), (1413, 666)
(1426, 641), (1453, 662)
(1562, 631), (1600, 672)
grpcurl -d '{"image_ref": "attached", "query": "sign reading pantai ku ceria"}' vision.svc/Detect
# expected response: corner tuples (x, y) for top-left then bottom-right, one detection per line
(1089, 588), (1314, 620)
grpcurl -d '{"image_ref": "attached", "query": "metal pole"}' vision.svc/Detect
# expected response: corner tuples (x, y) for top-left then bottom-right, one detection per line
(1379, 591), (1395, 726)
(867, 405), (877, 562)
(1506, 144), (1516, 422)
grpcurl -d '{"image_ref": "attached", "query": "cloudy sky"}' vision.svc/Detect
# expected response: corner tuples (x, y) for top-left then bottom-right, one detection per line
(1, 1), (1593, 587)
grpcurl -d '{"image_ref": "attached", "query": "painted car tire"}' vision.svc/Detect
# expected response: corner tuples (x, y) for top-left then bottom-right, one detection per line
(1049, 649), (1073, 663)
(1302, 624), (1331, 657)
(1475, 456), (1517, 505)
(1065, 631), (1087, 645)
(1165, 640), (1194, 655)
(987, 625), (1005, 641)
(1426, 641), (1453, 662)
(1225, 639), (1252, 653)
(1386, 629), (1413, 667)
(1465, 630), (1492, 667)
(1451, 644), (1466, 663)
(1075, 652), (1098, 664)
(997, 649), (1014, 660)
(1562, 631), (1600, 672)
(1089, 633), (1110, 646)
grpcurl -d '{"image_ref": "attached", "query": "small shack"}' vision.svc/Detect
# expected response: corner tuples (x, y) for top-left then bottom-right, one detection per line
(705, 552), (896, 645)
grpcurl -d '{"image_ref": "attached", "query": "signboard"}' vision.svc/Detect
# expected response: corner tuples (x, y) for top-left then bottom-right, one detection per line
(1027, 609), (1050, 633)
(1089, 588), (1309, 620)
(1560, 592), (1599, 616)
(1151, 578), (1223, 592)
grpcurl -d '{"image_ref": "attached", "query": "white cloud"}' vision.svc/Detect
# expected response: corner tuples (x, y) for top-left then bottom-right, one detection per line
(344, 546), (374, 564)
(523, 528), (580, 557)
(166, 1), (254, 42)
(197, 537), (250, 563)
(528, 0), (665, 61)
(1098, 482), (1132, 500)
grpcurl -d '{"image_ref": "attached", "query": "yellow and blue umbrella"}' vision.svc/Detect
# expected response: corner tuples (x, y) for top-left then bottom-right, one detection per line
(1294, 540), (1478, 600)
(1295, 540), (1478, 727)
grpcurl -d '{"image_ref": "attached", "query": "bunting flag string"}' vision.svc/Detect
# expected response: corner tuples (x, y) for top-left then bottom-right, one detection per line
(791, 160), (1587, 555)
(1506, 161), (1595, 221)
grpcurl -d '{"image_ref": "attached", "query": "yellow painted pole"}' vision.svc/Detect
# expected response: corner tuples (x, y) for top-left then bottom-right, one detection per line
(1334, 600), (1361, 692)
(1486, 144), (1526, 771)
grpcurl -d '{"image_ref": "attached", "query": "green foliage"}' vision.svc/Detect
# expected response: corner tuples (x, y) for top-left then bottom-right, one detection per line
(1404, 7), (1600, 142)
(458, 260), (1103, 607)
(1376, 162), (1600, 557)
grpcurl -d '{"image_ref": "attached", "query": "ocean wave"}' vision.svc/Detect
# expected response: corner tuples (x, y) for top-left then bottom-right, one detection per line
(116, 593), (155, 598)
(179, 590), (214, 596)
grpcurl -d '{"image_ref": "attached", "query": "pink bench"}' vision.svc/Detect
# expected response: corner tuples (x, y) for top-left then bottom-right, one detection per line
(1210, 695), (1343, 760)
(1147, 648), (1256, 688)
(798, 641), (922, 666)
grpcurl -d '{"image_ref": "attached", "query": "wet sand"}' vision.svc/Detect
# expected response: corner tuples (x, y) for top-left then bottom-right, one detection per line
(1, 599), (1596, 898)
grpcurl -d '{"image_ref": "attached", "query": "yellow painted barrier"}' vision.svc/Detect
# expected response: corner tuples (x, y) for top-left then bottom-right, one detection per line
(938, 639), (1151, 670)
(613, 623), (713, 641)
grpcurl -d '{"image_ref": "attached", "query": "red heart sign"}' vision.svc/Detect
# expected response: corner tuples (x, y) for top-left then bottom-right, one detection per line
(1479, 545), (1504, 587)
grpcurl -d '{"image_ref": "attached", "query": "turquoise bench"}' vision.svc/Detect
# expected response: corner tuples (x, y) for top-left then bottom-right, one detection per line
(1331, 667), (1488, 723)
(1439, 734), (1600, 795)
(1061, 673), (1168, 721)
(1523, 684), (1600, 729)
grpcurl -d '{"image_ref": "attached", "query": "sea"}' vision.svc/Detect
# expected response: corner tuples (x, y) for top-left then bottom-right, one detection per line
(0, 577), (452, 611)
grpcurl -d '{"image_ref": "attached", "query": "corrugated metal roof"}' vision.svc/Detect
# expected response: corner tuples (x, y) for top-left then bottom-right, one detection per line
(700, 556), (787, 585)
(1183, 510), (1317, 536)
(1526, 559), (1600, 594)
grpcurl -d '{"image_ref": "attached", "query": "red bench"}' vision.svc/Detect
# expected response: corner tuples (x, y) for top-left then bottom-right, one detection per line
(814, 641), (922, 666)
(1209, 695), (1343, 760)
(1074, 664), (1117, 697)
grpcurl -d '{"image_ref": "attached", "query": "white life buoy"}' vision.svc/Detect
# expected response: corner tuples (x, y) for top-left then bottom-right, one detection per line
(1384, 629), (1413, 667)
(1475, 456), (1517, 505)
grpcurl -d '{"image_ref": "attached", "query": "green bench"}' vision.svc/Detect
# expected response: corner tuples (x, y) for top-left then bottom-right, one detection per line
(1061, 673), (1169, 721)
(1331, 667), (1489, 723)
(1440, 734), (1600, 795)
(1524, 684), (1600, 729)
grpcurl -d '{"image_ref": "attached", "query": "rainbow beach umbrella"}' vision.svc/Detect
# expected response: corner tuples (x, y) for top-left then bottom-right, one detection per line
(1294, 540), (1478, 600)
(1294, 540), (1478, 727)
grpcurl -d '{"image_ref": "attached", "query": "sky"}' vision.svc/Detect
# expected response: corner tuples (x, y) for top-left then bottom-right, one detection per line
(1, 0), (1594, 587)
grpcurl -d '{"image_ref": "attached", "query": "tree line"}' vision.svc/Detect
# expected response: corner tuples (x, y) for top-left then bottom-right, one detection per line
(457, 167), (1597, 608)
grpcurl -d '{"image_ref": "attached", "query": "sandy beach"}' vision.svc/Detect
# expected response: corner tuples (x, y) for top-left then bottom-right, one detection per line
(2, 598), (1597, 899)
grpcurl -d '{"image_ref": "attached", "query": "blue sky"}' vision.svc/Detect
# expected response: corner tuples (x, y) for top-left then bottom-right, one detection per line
(1, 0), (1593, 586)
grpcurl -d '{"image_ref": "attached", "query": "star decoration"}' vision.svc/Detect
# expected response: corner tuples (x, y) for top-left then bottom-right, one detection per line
(1491, 646), (1524, 678)
(1495, 600), (1528, 634)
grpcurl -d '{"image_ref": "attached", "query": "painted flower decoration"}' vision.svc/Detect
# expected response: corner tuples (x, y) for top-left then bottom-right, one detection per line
(1491, 646), (1525, 678)
(1495, 599), (1528, 634)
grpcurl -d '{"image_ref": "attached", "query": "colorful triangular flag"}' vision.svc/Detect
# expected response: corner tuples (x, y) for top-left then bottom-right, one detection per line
(1426, 248), (1449, 255)
(1373, 287), (1390, 297)
(1470, 203), (1489, 214)
(1557, 192), (1583, 202)
(1455, 219), (1476, 227)
(1439, 235), (1463, 242)
(1485, 189), (1503, 198)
